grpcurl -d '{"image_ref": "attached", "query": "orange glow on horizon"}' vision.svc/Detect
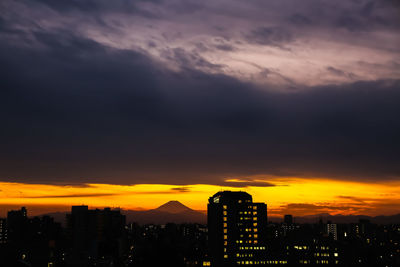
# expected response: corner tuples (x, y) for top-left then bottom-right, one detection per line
(1, 178), (399, 217)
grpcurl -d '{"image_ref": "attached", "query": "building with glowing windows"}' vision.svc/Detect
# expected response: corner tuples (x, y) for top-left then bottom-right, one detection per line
(326, 222), (338, 241)
(0, 218), (7, 244)
(208, 191), (268, 266)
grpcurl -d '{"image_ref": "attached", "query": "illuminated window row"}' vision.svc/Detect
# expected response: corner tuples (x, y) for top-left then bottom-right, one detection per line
(239, 246), (266, 250)
(265, 260), (288, 265)
(236, 253), (254, 258)
(294, 246), (309, 250)
(237, 260), (269, 265)
(314, 253), (330, 257)
(235, 240), (256, 244)
(239, 211), (253, 215)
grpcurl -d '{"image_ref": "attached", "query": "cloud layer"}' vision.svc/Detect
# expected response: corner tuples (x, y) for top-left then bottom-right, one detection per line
(0, 0), (399, 186)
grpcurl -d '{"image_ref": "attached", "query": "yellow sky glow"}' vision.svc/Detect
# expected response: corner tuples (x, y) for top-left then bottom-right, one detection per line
(1, 178), (399, 217)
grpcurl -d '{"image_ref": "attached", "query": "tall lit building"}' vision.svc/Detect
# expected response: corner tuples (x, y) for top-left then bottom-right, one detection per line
(208, 191), (267, 266)
(326, 222), (338, 241)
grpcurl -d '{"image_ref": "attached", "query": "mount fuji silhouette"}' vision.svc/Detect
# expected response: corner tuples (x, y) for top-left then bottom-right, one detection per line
(153, 200), (193, 214)
(122, 201), (206, 224)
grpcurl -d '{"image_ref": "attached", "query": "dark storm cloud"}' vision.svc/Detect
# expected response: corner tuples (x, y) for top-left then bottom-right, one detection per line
(162, 47), (224, 71)
(288, 14), (312, 26)
(24, 193), (119, 198)
(1, 27), (399, 185)
(326, 66), (358, 80)
(0, 0), (399, 186)
(334, 0), (400, 32)
(214, 44), (235, 52)
(271, 203), (366, 215)
(222, 181), (277, 188)
(171, 187), (191, 193)
(33, 0), (162, 18)
(246, 27), (293, 48)
(337, 196), (368, 203)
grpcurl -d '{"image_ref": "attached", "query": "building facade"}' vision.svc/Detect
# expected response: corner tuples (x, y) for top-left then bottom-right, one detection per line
(208, 191), (268, 266)
(0, 218), (7, 244)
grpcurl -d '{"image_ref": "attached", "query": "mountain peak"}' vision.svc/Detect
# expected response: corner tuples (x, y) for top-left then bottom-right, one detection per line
(154, 200), (192, 214)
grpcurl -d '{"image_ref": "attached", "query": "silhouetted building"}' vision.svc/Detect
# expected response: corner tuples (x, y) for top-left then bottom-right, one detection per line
(0, 218), (7, 244)
(284, 215), (293, 225)
(208, 191), (267, 266)
(282, 215), (296, 237)
(67, 206), (126, 266)
(7, 207), (28, 245)
(327, 222), (338, 241)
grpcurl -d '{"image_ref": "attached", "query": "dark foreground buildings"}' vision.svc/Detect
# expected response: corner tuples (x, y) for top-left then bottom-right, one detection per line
(67, 206), (127, 266)
(207, 191), (400, 267)
(0, 193), (399, 266)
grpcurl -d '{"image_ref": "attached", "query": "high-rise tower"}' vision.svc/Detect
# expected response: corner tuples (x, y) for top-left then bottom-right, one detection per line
(208, 191), (267, 266)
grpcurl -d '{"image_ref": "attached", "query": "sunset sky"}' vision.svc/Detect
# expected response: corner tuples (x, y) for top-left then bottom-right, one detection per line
(0, 0), (399, 217)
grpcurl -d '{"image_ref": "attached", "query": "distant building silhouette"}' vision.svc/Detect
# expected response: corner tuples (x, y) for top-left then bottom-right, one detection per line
(7, 207), (28, 245)
(327, 222), (338, 241)
(0, 218), (7, 244)
(208, 191), (267, 266)
(284, 215), (293, 225)
(282, 214), (295, 236)
(67, 206), (126, 266)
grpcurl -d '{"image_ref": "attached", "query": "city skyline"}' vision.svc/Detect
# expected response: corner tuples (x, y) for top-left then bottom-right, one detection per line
(1, 191), (399, 266)
(1, 1), (400, 217)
